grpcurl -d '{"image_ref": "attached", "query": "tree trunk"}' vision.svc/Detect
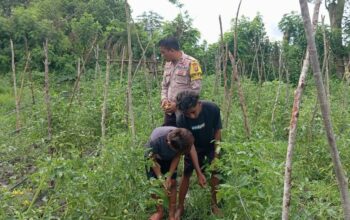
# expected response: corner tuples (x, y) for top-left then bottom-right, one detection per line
(94, 45), (101, 80)
(77, 58), (83, 104)
(125, 0), (136, 139)
(326, 0), (345, 78)
(299, 1), (350, 219)
(282, 1), (322, 219)
(10, 39), (20, 132)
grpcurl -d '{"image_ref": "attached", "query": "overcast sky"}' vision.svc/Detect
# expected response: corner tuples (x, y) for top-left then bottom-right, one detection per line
(128, 0), (329, 44)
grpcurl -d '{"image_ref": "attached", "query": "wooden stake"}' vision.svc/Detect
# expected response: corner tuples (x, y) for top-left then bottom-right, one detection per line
(271, 48), (283, 137)
(10, 39), (21, 132)
(282, 3), (321, 218)
(125, 0), (136, 139)
(299, 0), (350, 218)
(120, 46), (125, 83)
(228, 51), (251, 138)
(101, 51), (110, 144)
(18, 52), (31, 106)
(43, 39), (52, 143)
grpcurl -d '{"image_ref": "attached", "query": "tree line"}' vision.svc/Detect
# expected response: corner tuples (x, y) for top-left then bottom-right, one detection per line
(0, 0), (349, 84)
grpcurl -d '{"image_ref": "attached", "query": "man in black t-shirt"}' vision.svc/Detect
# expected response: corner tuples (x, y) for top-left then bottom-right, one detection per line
(175, 90), (223, 218)
(145, 126), (206, 220)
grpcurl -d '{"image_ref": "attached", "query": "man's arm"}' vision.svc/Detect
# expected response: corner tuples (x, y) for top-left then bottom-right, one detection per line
(189, 145), (206, 187)
(161, 70), (173, 113)
(150, 155), (162, 178)
(168, 154), (181, 178)
(161, 70), (170, 103)
(190, 79), (202, 93)
(214, 129), (222, 158)
(164, 155), (181, 190)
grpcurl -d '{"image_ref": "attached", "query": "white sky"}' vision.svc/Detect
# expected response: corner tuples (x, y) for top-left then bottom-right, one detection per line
(128, 0), (329, 44)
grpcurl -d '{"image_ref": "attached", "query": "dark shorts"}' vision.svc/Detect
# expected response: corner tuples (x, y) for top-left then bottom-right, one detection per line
(183, 150), (215, 176)
(162, 113), (176, 127)
(146, 159), (177, 180)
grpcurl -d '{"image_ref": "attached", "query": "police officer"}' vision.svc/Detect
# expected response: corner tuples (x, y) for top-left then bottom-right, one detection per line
(158, 37), (203, 127)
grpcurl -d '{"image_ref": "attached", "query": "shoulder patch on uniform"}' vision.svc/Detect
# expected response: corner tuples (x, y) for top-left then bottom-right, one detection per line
(190, 60), (202, 81)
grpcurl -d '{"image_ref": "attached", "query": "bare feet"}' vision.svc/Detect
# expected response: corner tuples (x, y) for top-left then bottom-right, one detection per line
(175, 206), (184, 220)
(149, 211), (163, 220)
(211, 205), (223, 217)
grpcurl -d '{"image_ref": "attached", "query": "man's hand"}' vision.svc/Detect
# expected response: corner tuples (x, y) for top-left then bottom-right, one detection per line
(161, 99), (176, 113)
(161, 99), (169, 108)
(196, 171), (207, 188)
(163, 177), (172, 195)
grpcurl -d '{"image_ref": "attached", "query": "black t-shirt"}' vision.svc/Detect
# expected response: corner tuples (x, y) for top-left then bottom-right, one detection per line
(145, 126), (177, 161)
(176, 101), (222, 153)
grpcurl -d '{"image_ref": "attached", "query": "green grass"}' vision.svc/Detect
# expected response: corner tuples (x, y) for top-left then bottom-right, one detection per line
(0, 73), (349, 219)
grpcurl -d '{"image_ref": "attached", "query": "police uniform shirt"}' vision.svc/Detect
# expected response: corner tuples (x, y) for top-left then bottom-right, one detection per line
(161, 52), (202, 102)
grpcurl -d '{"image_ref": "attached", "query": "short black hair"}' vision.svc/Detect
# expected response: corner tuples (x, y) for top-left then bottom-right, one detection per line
(168, 128), (194, 155)
(176, 90), (199, 112)
(158, 37), (180, 51)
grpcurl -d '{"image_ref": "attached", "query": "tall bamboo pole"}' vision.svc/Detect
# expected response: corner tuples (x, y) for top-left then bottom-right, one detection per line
(28, 54), (35, 105)
(10, 39), (21, 132)
(223, 0), (242, 128)
(67, 58), (82, 113)
(282, 1), (322, 219)
(101, 51), (110, 144)
(308, 15), (329, 142)
(43, 39), (52, 143)
(299, 1), (350, 218)
(120, 46), (125, 83)
(18, 52), (31, 106)
(135, 31), (155, 128)
(125, 0), (136, 139)
(214, 15), (224, 101)
(214, 52), (221, 104)
(321, 16), (330, 99)
(222, 42), (228, 120)
(249, 41), (261, 81)
(223, 0), (250, 138)
(271, 48), (283, 137)
(252, 43), (264, 122)
(229, 51), (251, 138)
